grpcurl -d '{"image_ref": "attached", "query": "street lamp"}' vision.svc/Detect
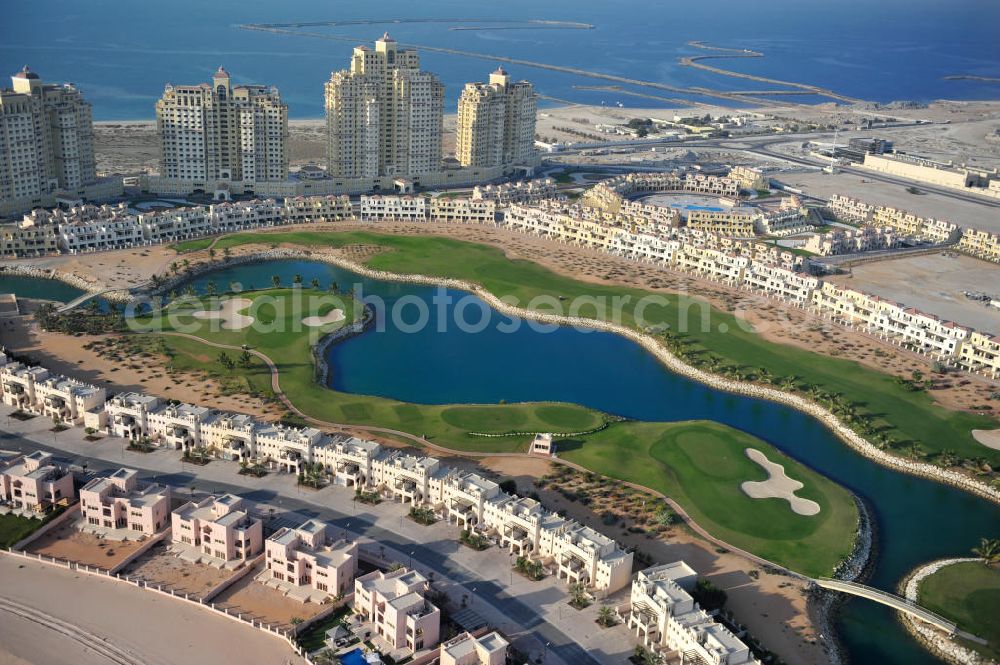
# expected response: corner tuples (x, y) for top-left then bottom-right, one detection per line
(409, 550), (414, 569)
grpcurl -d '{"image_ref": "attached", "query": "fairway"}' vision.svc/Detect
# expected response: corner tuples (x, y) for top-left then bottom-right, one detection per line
(558, 421), (858, 577)
(169, 229), (999, 469)
(918, 561), (1000, 660)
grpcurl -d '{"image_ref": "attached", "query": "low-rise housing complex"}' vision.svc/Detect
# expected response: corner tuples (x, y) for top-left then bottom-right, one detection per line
(0, 361), (105, 427)
(438, 631), (509, 665)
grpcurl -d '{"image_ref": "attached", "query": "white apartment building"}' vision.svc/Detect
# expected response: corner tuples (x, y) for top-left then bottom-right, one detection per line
(147, 402), (213, 450)
(625, 563), (758, 664)
(326, 435), (383, 488)
(80, 468), (170, 536)
(428, 197), (496, 224)
(436, 470), (501, 530)
(171, 494), (263, 565)
(456, 67), (536, 169)
(0, 451), (75, 513)
(282, 195), (353, 224)
(956, 227), (1000, 264)
(265, 519), (358, 598)
(353, 568), (441, 653)
(0, 222), (60, 257)
(804, 226), (901, 256)
(254, 422), (326, 473)
(742, 263), (819, 304)
(549, 522), (634, 593)
(360, 195), (428, 221)
(958, 331), (1000, 379)
(201, 411), (260, 462)
(1, 362), (105, 426)
(156, 67), (288, 186)
(373, 452), (442, 505)
(106, 393), (162, 441)
(674, 247), (748, 285)
(325, 34), (444, 179)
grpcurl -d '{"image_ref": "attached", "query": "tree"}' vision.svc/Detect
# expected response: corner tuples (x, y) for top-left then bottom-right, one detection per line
(597, 605), (615, 627)
(271, 275), (281, 288)
(310, 278), (320, 289)
(293, 274), (303, 286)
(239, 350), (253, 368)
(655, 506), (678, 526)
(568, 582), (588, 608)
(223, 247), (232, 261)
(217, 352), (235, 370)
(208, 248), (216, 260)
(206, 280), (217, 296)
(329, 281), (339, 294)
(972, 537), (1000, 566)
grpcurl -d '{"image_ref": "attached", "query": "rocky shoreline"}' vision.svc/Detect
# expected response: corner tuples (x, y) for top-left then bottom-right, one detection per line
(899, 558), (991, 665)
(140, 247), (1000, 505)
(0, 263), (131, 302)
(312, 303), (376, 386)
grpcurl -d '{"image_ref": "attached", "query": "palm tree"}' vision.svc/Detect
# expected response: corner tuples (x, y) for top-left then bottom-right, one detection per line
(972, 537), (1000, 566)
(329, 281), (339, 294)
(569, 582), (588, 607)
(293, 274), (303, 286)
(310, 277), (320, 289)
(223, 247), (231, 261)
(597, 605), (615, 627)
(208, 248), (216, 260)
(206, 280), (217, 296)
(271, 275), (281, 288)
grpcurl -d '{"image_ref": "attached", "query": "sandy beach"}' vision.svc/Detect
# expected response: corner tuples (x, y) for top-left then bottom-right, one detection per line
(0, 554), (305, 665)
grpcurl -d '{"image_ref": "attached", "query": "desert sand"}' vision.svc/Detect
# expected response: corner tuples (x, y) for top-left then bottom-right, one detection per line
(741, 448), (821, 516)
(0, 555), (305, 665)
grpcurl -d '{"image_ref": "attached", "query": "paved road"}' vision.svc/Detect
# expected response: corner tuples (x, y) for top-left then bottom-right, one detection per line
(0, 423), (625, 665)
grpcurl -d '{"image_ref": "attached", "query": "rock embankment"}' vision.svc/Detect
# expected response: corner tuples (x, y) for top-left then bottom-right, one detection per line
(149, 248), (1000, 506)
(899, 558), (988, 665)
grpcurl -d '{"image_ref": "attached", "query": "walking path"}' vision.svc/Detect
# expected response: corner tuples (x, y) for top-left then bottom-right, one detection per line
(814, 579), (958, 634)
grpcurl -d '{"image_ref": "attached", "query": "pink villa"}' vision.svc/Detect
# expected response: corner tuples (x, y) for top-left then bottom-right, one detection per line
(265, 519), (357, 598)
(171, 494), (263, 565)
(439, 631), (509, 665)
(0, 451), (75, 513)
(353, 568), (441, 653)
(79, 468), (170, 536)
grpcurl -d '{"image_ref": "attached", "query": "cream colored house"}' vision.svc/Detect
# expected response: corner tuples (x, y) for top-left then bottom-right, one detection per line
(624, 562), (758, 664)
(0, 451), (75, 513)
(80, 468), (170, 536)
(439, 631), (509, 665)
(171, 494), (263, 564)
(265, 519), (357, 598)
(353, 568), (441, 652)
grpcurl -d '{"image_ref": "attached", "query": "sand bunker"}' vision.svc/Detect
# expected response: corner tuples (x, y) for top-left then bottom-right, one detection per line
(972, 429), (1000, 451)
(301, 309), (345, 327)
(191, 298), (254, 330)
(741, 448), (821, 516)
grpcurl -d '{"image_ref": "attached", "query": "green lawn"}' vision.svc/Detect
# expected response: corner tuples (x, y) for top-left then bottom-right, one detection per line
(150, 304), (857, 575)
(172, 237), (216, 253)
(0, 513), (46, 548)
(168, 230), (998, 468)
(918, 561), (1000, 660)
(558, 421), (858, 577)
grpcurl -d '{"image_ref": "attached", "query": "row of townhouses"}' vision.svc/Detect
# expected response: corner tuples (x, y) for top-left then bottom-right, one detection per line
(471, 177), (559, 206)
(803, 225), (903, 256)
(501, 205), (1000, 377)
(826, 194), (1000, 263)
(0, 445), (506, 662)
(0, 346), (755, 663)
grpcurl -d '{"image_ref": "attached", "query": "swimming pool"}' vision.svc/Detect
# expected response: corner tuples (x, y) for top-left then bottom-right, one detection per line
(682, 204), (724, 212)
(339, 648), (366, 665)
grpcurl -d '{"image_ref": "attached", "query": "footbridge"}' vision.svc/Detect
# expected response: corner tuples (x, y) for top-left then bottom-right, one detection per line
(814, 579), (958, 634)
(56, 285), (145, 313)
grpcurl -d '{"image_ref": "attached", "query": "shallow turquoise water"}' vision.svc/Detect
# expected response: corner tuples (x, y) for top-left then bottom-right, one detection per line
(4, 0), (999, 119)
(0, 276), (86, 304)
